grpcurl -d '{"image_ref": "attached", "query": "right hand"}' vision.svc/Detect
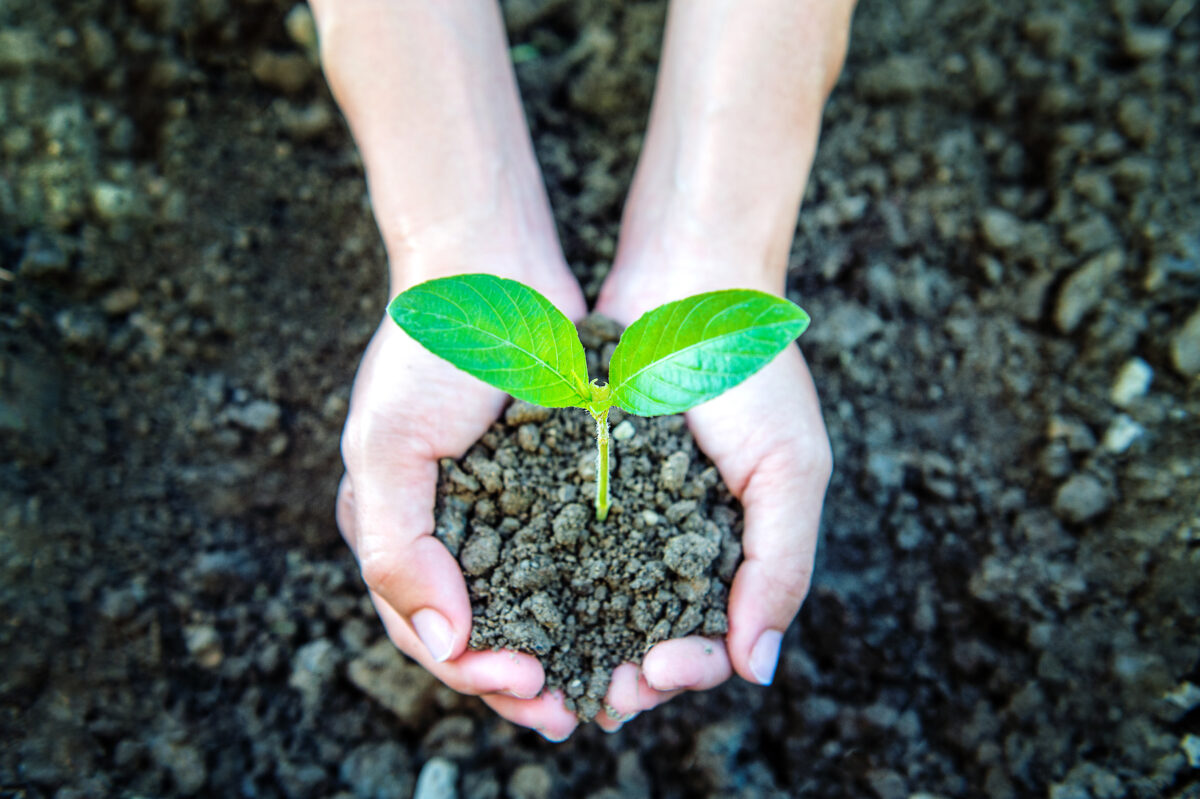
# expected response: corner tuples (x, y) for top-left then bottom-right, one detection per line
(337, 269), (587, 741)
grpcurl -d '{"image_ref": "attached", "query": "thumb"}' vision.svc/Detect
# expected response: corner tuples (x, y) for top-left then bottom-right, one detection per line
(341, 450), (472, 663)
(725, 447), (828, 685)
(686, 347), (832, 686)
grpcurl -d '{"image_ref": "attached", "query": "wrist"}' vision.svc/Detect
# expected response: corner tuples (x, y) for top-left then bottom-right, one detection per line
(386, 228), (586, 322)
(381, 197), (567, 288)
(312, 0), (575, 305)
(599, 0), (856, 325)
(598, 237), (789, 327)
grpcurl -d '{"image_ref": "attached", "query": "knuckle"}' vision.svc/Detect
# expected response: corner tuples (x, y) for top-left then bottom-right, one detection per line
(808, 436), (834, 485)
(776, 433), (832, 491)
(335, 489), (356, 546)
(761, 556), (813, 611)
(432, 670), (479, 697)
(783, 566), (813, 608)
(359, 549), (403, 595)
(779, 560), (814, 609)
(339, 415), (367, 470)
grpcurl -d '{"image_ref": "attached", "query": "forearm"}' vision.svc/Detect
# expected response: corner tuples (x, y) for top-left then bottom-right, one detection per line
(309, 0), (565, 288)
(612, 0), (856, 297)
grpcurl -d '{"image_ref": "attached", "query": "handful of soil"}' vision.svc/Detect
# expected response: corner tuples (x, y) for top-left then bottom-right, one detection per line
(432, 319), (743, 720)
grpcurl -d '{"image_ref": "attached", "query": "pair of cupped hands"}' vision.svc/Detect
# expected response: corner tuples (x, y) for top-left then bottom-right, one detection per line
(336, 251), (832, 741)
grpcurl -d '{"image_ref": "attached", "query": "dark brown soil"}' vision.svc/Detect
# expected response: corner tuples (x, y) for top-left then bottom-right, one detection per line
(3, 0), (1200, 796)
(436, 318), (739, 719)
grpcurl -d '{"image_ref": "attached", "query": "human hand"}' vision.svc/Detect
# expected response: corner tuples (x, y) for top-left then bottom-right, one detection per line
(337, 269), (588, 742)
(312, 0), (600, 739)
(592, 267), (832, 731)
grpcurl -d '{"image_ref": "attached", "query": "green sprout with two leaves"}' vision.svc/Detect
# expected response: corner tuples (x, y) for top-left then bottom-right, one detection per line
(388, 274), (810, 522)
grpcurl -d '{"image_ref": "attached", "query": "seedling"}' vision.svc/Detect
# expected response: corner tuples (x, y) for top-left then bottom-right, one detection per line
(388, 274), (810, 521)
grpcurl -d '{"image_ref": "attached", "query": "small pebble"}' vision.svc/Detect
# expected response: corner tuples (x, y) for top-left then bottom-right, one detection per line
(508, 763), (552, 799)
(1064, 215), (1117, 256)
(517, 423), (540, 452)
(856, 54), (935, 100)
(1182, 735), (1200, 769)
(1046, 416), (1096, 452)
(101, 287), (140, 315)
(288, 638), (338, 708)
(1169, 307), (1200, 377)
(0, 29), (47, 70)
(91, 182), (140, 221)
(499, 488), (532, 515)
(1102, 414), (1144, 454)
(413, 757), (459, 799)
(1116, 97), (1155, 144)
(184, 624), (222, 668)
(1053, 474), (1110, 523)
(612, 419), (636, 441)
(527, 591), (562, 629)
(663, 533), (718, 578)
(465, 454), (503, 493)
(284, 4), (318, 53)
(659, 450), (691, 492)
(505, 400), (551, 425)
(551, 503), (588, 548)
(980, 208), (1022, 252)
(1165, 683), (1200, 717)
(1054, 249), (1123, 334)
(1123, 26), (1171, 60)
(510, 556), (556, 591)
(226, 400), (282, 432)
(339, 742), (410, 799)
(460, 526), (501, 576)
(274, 100), (333, 142)
(55, 308), (106, 350)
(250, 50), (313, 94)
(1110, 358), (1153, 407)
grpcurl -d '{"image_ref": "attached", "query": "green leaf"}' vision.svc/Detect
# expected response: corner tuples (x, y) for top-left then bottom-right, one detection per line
(387, 274), (591, 408)
(608, 289), (810, 416)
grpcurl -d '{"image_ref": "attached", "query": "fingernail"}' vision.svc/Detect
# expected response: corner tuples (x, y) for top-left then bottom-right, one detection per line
(749, 629), (783, 685)
(411, 608), (454, 663)
(502, 688), (541, 700)
(643, 672), (678, 692)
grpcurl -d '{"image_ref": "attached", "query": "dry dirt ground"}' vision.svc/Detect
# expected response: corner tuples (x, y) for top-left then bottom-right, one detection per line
(2, 0), (1198, 797)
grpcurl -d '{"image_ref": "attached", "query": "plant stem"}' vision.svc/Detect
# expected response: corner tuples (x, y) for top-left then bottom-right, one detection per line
(591, 407), (611, 521)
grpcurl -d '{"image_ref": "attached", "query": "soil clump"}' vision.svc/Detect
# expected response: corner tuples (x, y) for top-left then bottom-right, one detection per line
(435, 319), (740, 719)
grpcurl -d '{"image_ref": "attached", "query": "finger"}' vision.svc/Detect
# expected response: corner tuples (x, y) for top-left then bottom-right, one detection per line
(596, 638), (733, 732)
(687, 348), (832, 686)
(731, 370), (829, 685)
(481, 691), (579, 742)
(346, 444), (474, 664)
(595, 640), (730, 732)
(641, 636), (732, 692)
(594, 668), (641, 733)
(602, 663), (682, 722)
(373, 591), (545, 698)
(726, 430), (829, 685)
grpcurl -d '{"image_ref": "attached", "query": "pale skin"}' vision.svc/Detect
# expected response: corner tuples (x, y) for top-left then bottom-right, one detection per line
(312, 0), (854, 740)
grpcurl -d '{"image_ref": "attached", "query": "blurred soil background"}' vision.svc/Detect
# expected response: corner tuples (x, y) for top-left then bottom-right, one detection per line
(2, 0), (1199, 796)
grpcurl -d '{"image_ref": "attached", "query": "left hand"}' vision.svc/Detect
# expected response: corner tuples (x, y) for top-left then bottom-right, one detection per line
(592, 268), (832, 731)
